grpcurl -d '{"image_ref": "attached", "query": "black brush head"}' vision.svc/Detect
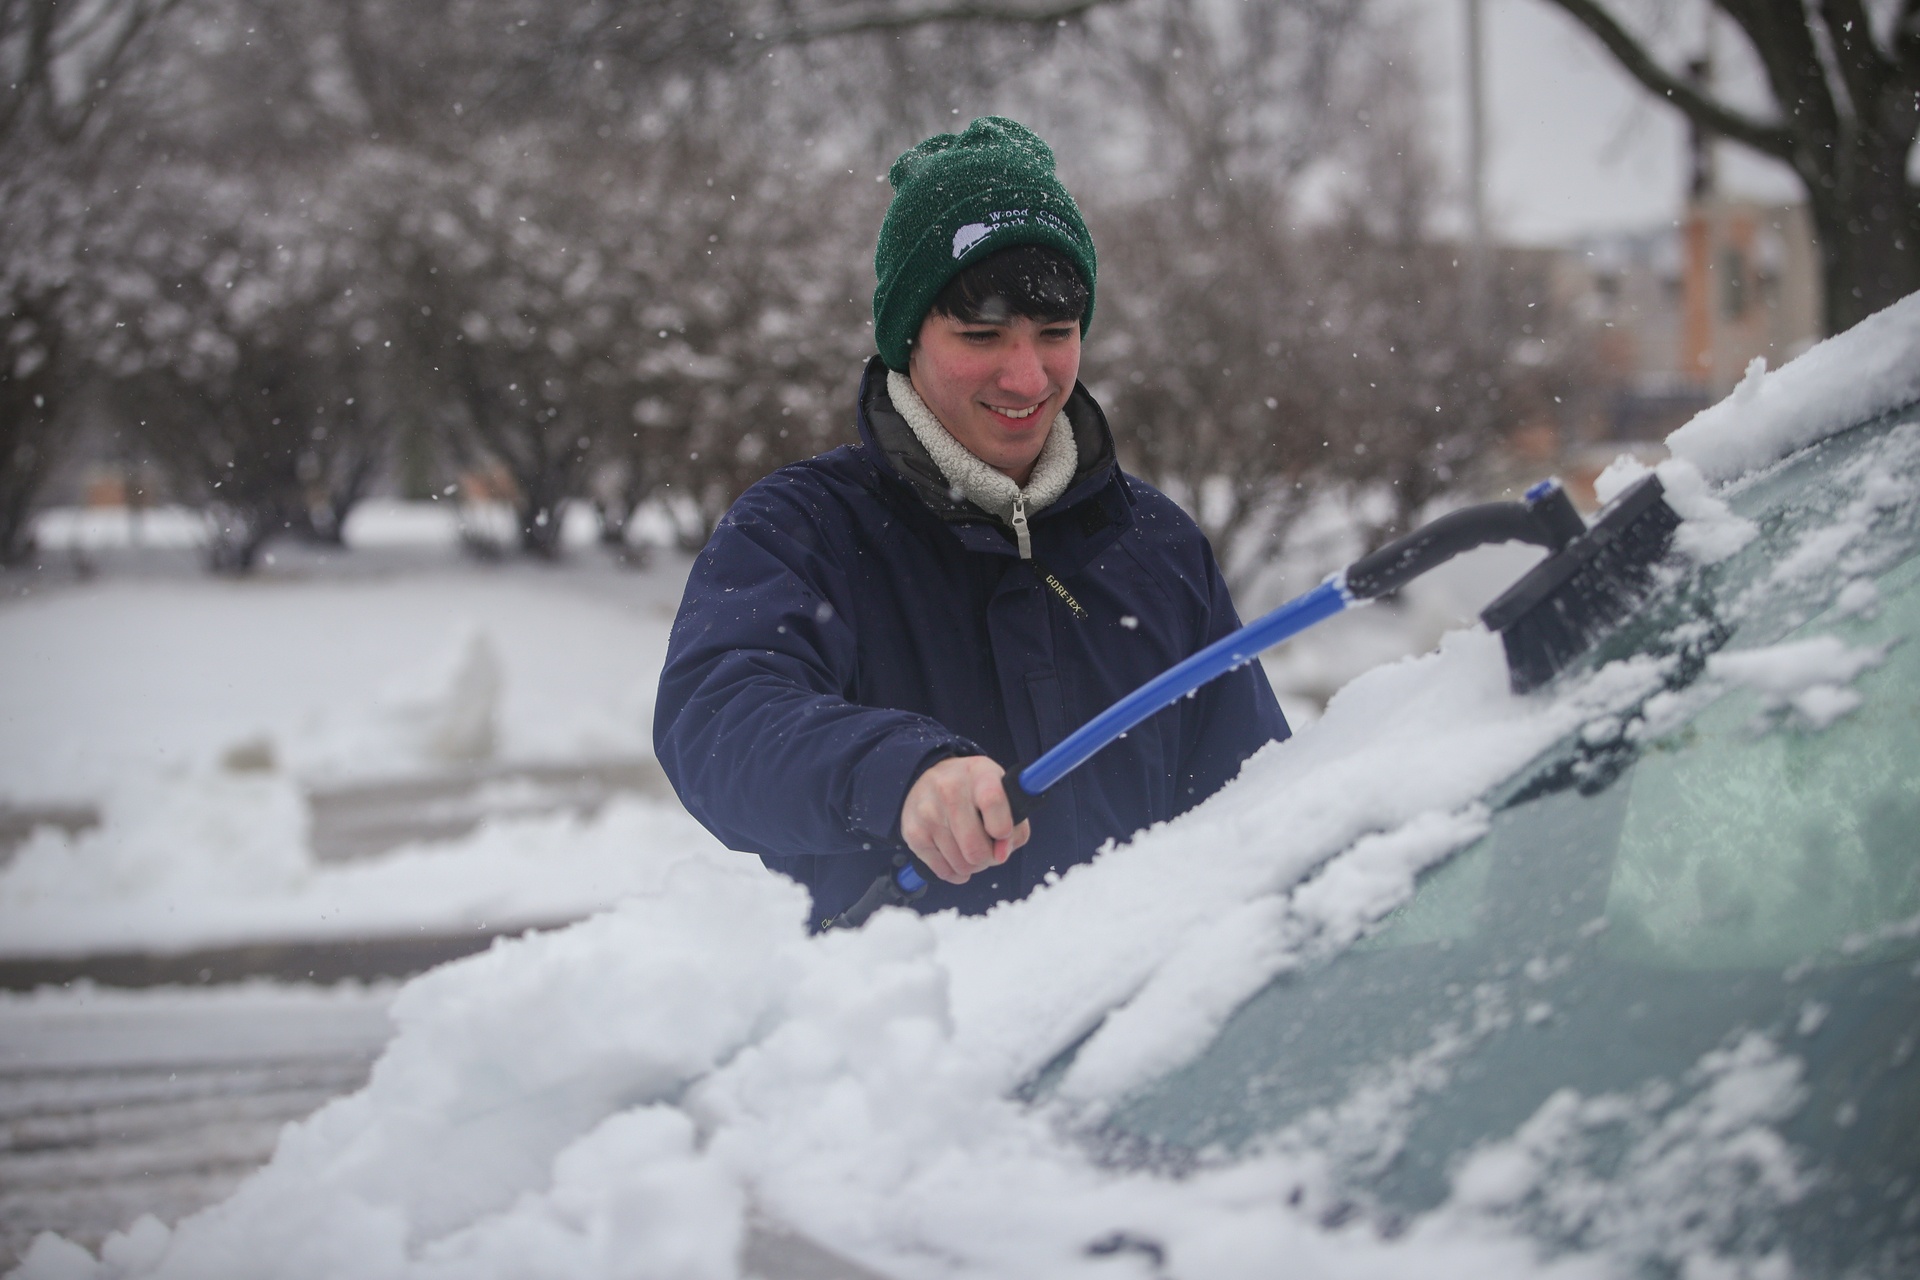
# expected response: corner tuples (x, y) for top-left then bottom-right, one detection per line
(1481, 475), (1682, 693)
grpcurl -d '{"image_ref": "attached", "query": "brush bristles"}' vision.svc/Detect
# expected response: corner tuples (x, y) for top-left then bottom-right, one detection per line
(1483, 477), (1682, 693)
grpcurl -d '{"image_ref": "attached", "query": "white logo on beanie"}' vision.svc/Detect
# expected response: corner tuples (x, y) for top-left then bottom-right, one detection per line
(952, 208), (1070, 260)
(952, 222), (991, 258)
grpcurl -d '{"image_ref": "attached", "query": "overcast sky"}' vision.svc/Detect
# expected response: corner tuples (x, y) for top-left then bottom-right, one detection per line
(1404, 0), (1802, 245)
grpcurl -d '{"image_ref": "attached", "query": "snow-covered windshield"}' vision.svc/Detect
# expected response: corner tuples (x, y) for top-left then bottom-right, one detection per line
(1090, 405), (1920, 1276)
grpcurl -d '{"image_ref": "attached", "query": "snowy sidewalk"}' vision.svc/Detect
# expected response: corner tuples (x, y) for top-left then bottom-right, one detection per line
(0, 553), (742, 968)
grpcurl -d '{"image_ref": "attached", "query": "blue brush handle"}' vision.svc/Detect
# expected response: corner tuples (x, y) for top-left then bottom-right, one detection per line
(1001, 483), (1581, 821)
(1005, 574), (1352, 821)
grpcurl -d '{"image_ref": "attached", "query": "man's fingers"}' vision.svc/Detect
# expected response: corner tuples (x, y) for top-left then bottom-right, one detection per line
(915, 818), (971, 884)
(973, 768), (1017, 843)
(918, 829), (965, 884)
(899, 756), (1030, 886)
(933, 827), (975, 883)
(947, 803), (996, 872)
(931, 769), (994, 871)
(991, 819), (1032, 864)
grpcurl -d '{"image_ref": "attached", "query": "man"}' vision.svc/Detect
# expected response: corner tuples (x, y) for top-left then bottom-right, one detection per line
(655, 117), (1287, 928)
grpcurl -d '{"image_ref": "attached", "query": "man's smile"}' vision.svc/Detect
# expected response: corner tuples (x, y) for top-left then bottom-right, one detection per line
(908, 313), (1080, 484)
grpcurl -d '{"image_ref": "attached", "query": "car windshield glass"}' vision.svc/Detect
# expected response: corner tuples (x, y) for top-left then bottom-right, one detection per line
(1376, 548), (1920, 972)
(1080, 407), (1920, 1277)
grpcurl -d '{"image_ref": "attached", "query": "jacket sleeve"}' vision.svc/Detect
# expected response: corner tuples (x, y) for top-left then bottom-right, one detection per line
(653, 481), (979, 859)
(1176, 534), (1292, 810)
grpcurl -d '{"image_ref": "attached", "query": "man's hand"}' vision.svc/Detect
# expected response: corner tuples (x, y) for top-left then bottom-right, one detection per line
(900, 756), (1031, 885)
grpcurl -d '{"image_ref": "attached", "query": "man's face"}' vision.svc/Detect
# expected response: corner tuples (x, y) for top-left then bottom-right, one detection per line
(907, 307), (1081, 487)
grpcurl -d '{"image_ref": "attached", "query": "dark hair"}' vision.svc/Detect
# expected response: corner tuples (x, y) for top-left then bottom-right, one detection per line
(927, 243), (1090, 326)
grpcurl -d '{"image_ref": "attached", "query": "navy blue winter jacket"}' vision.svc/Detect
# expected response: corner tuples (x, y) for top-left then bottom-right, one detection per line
(655, 357), (1288, 926)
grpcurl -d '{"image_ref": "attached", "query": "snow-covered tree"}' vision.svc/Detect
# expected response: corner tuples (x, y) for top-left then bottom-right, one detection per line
(0, 182), (78, 565)
(84, 170), (398, 568)
(1, 0), (184, 564)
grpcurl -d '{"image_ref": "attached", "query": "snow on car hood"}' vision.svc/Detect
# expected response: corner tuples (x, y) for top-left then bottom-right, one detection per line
(21, 297), (1920, 1280)
(1666, 291), (1920, 484)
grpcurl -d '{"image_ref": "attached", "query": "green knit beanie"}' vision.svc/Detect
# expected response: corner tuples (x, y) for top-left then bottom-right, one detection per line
(872, 116), (1097, 372)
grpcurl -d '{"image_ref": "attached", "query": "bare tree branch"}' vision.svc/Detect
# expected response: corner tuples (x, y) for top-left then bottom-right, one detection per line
(1812, 0), (1919, 146)
(764, 0), (1112, 43)
(1715, 0), (1843, 142)
(1546, 0), (1795, 160)
(1897, 0), (1920, 71)
(0, 0), (183, 150)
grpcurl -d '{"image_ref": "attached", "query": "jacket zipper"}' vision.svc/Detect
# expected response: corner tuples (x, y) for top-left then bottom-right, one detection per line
(1010, 494), (1031, 559)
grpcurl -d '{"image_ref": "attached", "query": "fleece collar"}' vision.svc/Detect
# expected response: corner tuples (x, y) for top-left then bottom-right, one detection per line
(884, 369), (1078, 523)
(857, 357), (1122, 550)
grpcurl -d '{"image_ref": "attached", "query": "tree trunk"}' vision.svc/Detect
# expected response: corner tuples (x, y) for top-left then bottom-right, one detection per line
(1801, 130), (1920, 333)
(0, 410), (55, 567)
(516, 498), (567, 559)
(205, 503), (285, 574)
(1541, 0), (1919, 337)
(0, 289), (62, 566)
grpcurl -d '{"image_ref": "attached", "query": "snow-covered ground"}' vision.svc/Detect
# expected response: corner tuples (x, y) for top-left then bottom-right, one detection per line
(5, 295), (1917, 1279)
(0, 552), (676, 802)
(0, 551), (731, 956)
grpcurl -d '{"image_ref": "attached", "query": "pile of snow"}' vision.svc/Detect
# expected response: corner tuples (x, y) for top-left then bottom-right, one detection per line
(27, 508), (210, 553)
(1579, 290), (1920, 610)
(29, 500), (608, 557)
(0, 786), (727, 959)
(1668, 290), (1920, 483)
(379, 625), (504, 765)
(0, 566), (708, 956)
(0, 570), (681, 802)
(1707, 635), (1889, 730)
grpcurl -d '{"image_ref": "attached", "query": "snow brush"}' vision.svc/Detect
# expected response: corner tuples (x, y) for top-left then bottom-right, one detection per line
(827, 474), (1680, 930)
